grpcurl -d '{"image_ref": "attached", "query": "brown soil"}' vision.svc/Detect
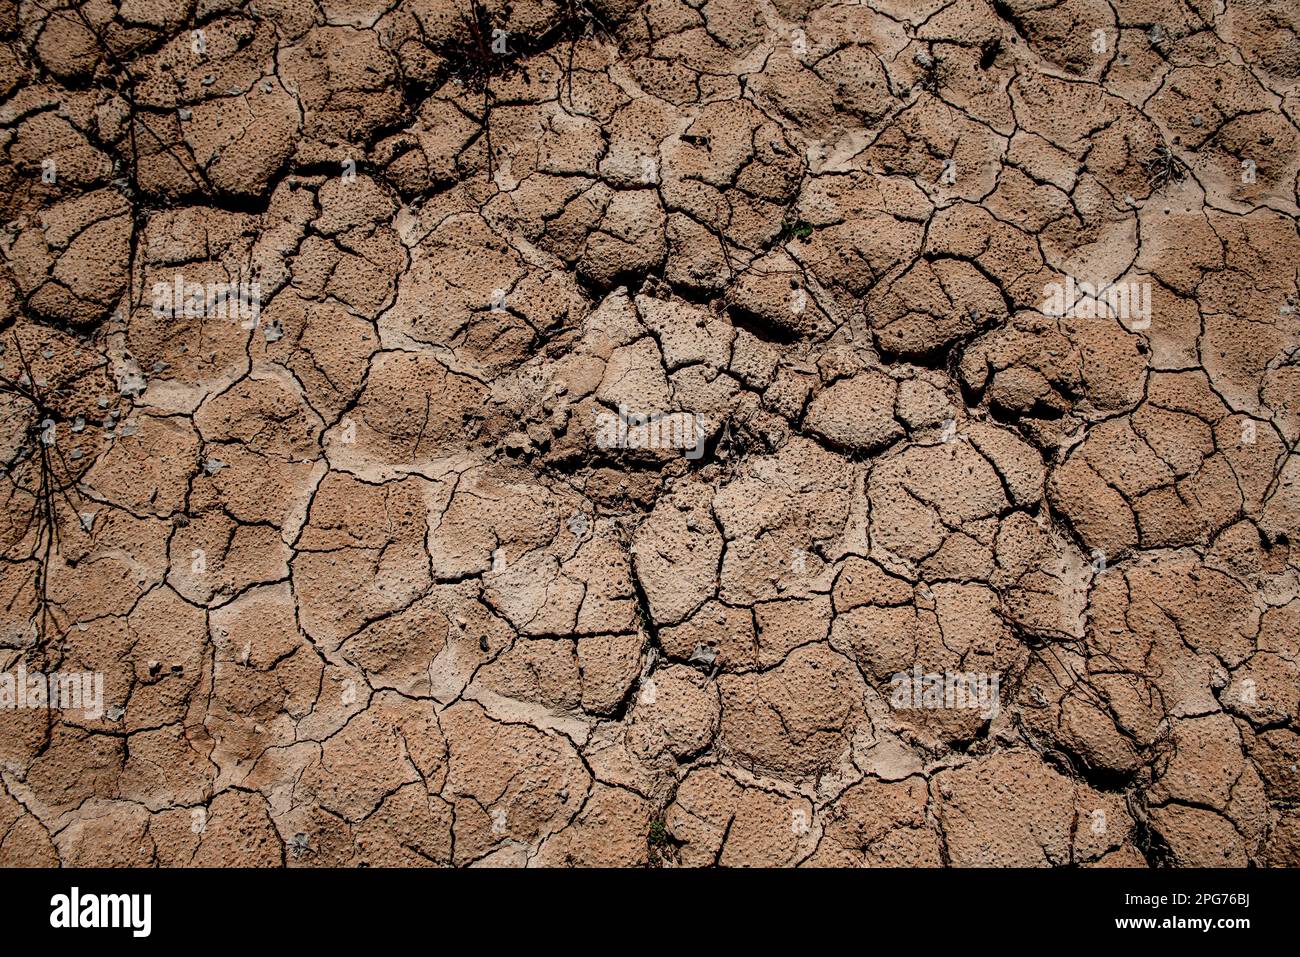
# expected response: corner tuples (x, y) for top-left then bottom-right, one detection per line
(0, 0), (1297, 868)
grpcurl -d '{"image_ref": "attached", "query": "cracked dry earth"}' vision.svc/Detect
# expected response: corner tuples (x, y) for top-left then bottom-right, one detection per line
(0, 0), (1298, 871)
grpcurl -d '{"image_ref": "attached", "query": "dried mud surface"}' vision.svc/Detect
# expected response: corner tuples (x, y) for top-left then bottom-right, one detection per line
(1, 0), (1298, 868)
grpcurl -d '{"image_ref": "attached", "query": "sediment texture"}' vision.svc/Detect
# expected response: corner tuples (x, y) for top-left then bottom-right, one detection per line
(1, 0), (1298, 867)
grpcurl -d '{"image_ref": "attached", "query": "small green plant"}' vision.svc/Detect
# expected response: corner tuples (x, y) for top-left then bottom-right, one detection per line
(647, 815), (680, 866)
(784, 219), (813, 241)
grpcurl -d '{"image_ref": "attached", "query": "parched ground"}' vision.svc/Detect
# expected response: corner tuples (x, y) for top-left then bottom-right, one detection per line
(0, 0), (1297, 868)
